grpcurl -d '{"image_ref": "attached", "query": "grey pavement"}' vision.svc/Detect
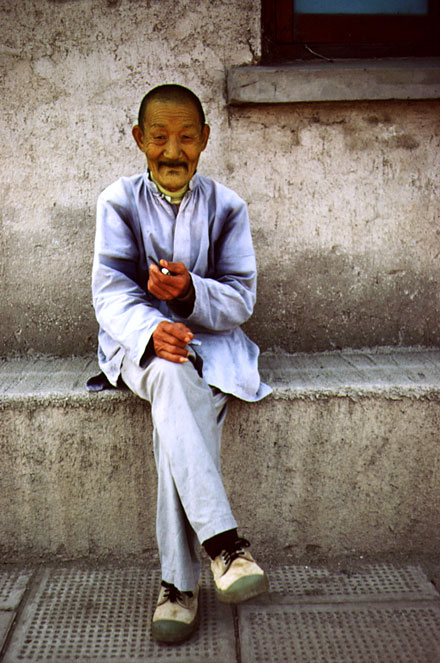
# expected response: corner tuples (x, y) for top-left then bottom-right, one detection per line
(1, 561), (440, 662)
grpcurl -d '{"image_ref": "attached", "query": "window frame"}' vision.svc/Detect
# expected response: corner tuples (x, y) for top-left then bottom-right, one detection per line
(262, 0), (440, 62)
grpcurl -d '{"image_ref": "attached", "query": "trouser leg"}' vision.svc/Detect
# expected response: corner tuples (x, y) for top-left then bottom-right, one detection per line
(121, 354), (237, 591)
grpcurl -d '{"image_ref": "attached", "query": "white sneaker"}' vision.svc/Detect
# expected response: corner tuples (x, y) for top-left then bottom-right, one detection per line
(152, 581), (199, 643)
(211, 538), (269, 604)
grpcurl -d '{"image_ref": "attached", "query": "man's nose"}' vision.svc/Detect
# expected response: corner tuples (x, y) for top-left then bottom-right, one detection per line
(164, 136), (182, 159)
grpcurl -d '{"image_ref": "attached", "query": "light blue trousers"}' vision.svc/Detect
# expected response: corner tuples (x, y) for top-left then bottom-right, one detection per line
(121, 353), (238, 591)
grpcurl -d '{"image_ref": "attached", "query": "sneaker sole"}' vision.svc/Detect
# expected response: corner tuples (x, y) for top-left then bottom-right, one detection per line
(152, 612), (199, 644)
(215, 573), (269, 605)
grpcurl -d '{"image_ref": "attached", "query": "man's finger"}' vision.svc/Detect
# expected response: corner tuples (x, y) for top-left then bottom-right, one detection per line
(160, 260), (187, 275)
(156, 350), (189, 364)
(163, 322), (193, 341)
(156, 342), (189, 357)
(148, 280), (177, 301)
(154, 321), (193, 344)
(148, 265), (191, 300)
(156, 332), (190, 350)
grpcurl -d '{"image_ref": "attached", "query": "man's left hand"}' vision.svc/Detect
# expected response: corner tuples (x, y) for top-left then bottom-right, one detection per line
(148, 260), (193, 301)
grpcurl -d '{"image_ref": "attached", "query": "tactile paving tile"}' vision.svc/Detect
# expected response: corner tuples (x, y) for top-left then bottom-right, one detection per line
(0, 570), (32, 610)
(239, 603), (440, 663)
(3, 567), (235, 663)
(266, 563), (438, 603)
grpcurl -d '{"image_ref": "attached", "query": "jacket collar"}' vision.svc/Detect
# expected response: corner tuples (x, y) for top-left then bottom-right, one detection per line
(145, 169), (199, 200)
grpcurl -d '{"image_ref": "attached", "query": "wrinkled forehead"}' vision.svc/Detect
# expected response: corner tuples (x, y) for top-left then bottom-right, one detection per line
(145, 99), (203, 131)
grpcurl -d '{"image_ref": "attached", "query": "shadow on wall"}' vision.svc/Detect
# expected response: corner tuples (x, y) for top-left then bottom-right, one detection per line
(247, 247), (440, 352)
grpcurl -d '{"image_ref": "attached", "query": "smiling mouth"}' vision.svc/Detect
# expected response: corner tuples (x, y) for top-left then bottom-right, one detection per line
(159, 161), (188, 171)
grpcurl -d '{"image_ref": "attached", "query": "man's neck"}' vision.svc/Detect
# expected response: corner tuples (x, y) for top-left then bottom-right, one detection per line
(150, 172), (189, 205)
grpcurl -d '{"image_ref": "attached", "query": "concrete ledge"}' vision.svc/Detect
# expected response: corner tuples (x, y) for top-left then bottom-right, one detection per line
(1, 348), (440, 562)
(227, 58), (440, 104)
(2, 347), (440, 405)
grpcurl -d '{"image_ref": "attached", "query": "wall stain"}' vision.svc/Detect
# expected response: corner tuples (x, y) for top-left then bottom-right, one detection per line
(384, 134), (420, 151)
(245, 248), (440, 353)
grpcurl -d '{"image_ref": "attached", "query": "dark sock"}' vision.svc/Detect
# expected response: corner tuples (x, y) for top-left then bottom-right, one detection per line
(161, 580), (193, 597)
(203, 528), (238, 560)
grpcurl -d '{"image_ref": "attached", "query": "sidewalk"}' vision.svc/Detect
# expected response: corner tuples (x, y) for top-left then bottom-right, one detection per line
(1, 559), (440, 662)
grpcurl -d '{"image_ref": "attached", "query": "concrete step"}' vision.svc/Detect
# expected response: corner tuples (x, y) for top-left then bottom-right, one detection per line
(1, 348), (440, 561)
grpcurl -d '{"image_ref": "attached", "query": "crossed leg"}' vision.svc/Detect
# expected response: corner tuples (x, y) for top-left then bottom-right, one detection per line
(121, 353), (237, 591)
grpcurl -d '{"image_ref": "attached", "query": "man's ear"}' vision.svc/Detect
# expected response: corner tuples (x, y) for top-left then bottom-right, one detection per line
(201, 124), (210, 151)
(132, 124), (145, 151)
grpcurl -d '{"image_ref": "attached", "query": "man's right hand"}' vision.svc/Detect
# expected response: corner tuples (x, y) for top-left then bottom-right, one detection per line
(152, 321), (194, 363)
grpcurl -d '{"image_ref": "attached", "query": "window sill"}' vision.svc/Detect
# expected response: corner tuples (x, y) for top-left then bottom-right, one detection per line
(227, 58), (440, 104)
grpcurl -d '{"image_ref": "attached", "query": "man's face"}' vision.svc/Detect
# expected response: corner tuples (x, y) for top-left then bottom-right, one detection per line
(133, 99), (210, 192)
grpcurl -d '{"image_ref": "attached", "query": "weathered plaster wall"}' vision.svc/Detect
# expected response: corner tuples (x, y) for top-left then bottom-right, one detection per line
(1, 0), (439, 355)
(236, 101), (440, 351)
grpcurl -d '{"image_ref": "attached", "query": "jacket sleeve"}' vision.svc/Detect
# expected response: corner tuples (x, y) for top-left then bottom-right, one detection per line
(185, 197), (257, 332)
(92, 191), (170, 366)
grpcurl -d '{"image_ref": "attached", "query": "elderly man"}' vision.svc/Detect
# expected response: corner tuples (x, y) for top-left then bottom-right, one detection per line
(92, 84), (271, 644)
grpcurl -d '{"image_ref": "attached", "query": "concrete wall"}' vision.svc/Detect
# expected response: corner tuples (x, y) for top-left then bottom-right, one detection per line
(1, 0), (439, 355)
(2, 389), (440, 561)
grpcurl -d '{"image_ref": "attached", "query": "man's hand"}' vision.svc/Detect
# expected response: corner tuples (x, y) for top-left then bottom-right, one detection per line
(148, 260), (192, 301)
(152, 321), (194, 363)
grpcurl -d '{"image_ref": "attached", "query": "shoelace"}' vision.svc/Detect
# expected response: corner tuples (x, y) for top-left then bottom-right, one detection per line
(161, 581), (193, 604)
(221, 537), (251, 568)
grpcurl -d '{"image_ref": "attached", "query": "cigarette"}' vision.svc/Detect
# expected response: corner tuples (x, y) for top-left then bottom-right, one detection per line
(148, 255), (171, 276)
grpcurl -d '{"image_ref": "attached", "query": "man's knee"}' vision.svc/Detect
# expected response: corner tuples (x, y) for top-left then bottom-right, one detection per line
(145, 356), (203, 398)
(122, 352), (208, 405)
(148, 356), (196, 380)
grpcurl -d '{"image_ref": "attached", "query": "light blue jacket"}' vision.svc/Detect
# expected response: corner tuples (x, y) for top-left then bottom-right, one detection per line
(92, 171), (271, 401)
